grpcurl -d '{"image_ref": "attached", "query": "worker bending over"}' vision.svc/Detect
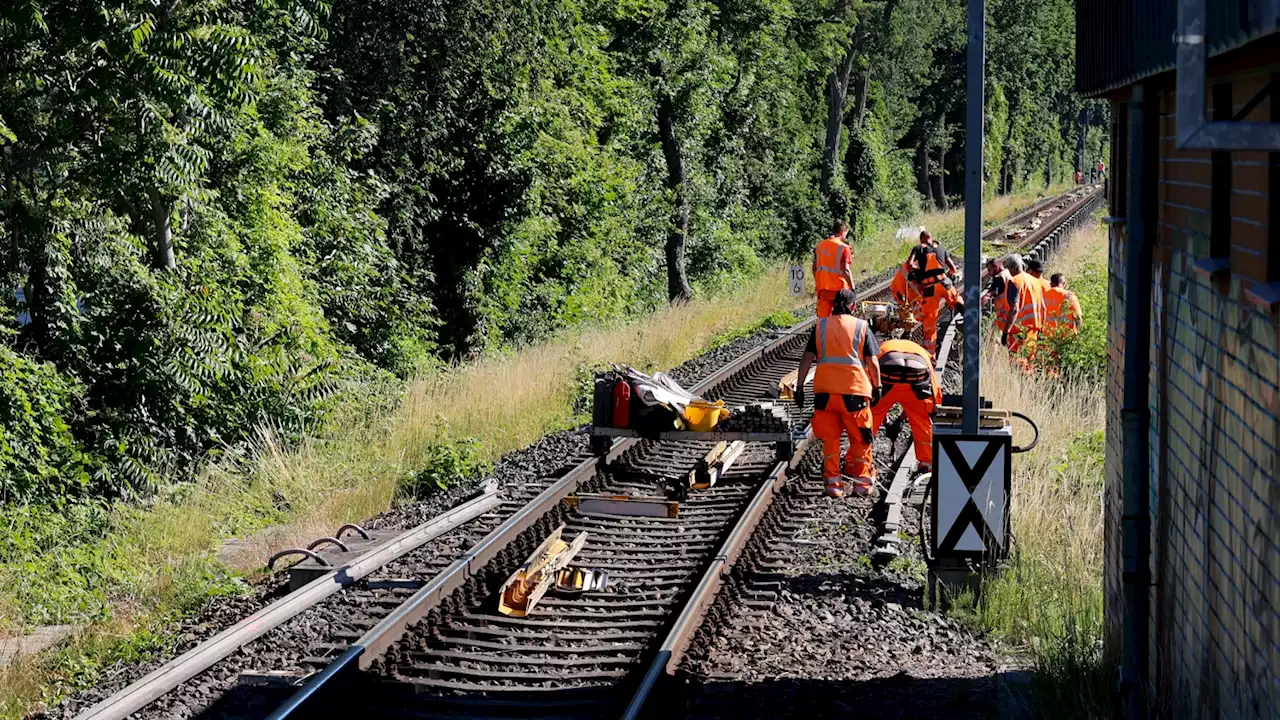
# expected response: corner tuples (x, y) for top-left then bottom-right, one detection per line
(1002, 255), (1046, 356)
(795, 289), (882, 499)
(1043, 273), (1083, 337)
(907, 230), (960, 355)
(889, 259), (922, 324)
(813, 220), (855, 318)
(872, 338), (941, 473)
(982, 257), (1012, 337)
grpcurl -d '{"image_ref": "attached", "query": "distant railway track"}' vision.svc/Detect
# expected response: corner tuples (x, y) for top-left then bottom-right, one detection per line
(68, 184), (1102, 720)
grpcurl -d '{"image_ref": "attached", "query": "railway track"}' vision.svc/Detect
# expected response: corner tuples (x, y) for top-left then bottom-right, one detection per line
(64, 184), (1102, 720)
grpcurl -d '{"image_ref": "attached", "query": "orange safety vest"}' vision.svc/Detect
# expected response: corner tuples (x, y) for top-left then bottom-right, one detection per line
(991, 269), (1012, 332)
(814, 236), (851, 292)
(909, 244), (948, 288)
(890, 261), (921, 306)
(813, 315), (873, 398)
(1043, 287), (1081, 335)
(878, 338), (941, 404)
(1008, 273), (1046, 334)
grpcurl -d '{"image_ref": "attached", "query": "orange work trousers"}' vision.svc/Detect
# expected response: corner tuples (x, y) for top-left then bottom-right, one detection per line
(872, 384), (936, 465)
(917, 289), (947, 354)
(811, 398), (875, 482)
(816, 289), (838, 318)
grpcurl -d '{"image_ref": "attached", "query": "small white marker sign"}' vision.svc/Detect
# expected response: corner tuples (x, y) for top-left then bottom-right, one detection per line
(932, 434), (1012, 558)
(788, 265), (805, 296)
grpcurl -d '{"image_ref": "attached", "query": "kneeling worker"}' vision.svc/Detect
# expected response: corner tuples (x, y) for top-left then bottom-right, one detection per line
(872, 338), (941, 473)
(794, 288), (882, 498)
(813, 219), (855, 318)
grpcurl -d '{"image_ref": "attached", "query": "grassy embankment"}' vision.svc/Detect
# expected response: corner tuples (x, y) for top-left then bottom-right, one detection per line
(965, 219), (1111, 719)
(0, 185), (1062, 718)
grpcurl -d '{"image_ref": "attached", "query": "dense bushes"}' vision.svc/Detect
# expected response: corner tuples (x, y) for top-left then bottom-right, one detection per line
(0, 0), (1092, 504)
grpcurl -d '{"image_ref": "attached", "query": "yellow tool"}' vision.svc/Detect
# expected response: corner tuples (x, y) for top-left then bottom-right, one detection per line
(498, 526), (587, 617)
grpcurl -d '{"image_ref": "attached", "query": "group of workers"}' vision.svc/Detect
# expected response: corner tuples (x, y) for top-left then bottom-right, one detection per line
(800, 220), (1083, 499)
(982, 254), (1083, 361)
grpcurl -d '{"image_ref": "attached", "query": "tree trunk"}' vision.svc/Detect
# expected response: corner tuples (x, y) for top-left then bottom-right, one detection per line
(931, 139), (948, 211)
(853, 65), (871, 127)
(916, 142), (932, 205)
(999, 99), (1018, 194)
(657, 90), (693, 302)
(820, 36), (859, 197)
(149, 187), (176, 270)
(1076, 106), (1089, 177)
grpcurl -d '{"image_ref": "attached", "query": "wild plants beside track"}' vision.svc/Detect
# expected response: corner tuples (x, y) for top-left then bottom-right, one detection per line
(968, 221), (1112, 718)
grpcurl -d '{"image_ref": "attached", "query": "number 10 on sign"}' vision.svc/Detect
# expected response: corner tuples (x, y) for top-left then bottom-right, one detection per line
(788, 266), (805, 296)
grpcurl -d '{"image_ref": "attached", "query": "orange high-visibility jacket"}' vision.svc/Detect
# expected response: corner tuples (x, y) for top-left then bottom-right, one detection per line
(1043, 287), (1082, 335)
(813, 315), (874, 397)
(1007, 273), (1046, 334)
(814, 236), (852, 292)
(890, 261), (921, 306)
(878, 338), (941, 404)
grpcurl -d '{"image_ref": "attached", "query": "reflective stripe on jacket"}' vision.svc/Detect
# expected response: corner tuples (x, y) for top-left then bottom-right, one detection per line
(814, 315), (873, 397)
(1008, 273), (1046, 333)
(814, 236), (851, 292)
(909, 245), (947, 286)
(1043, 287), (1081, 334)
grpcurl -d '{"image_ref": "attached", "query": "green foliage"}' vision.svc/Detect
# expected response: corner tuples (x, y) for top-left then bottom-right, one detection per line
(1029, 227), (1108, 378)
(396, 424), (491, 501)
(709, 310), (799, 350)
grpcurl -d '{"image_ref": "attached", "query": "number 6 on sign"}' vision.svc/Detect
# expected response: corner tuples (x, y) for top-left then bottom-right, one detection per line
(788, 265), (805, 296)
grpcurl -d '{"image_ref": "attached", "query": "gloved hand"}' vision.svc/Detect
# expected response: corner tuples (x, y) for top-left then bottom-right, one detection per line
(1001, 331), (1011, 347)
(794, 387), (806, 410)
(871, 385), (883, 406)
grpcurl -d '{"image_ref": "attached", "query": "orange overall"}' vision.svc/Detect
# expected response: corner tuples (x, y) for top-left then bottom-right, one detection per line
(872, 339), (942, 467)
(1005, 273), (1046, 356)
(908, 244), (953, 354)
(990, 269), (1012, 335)
(814, 235), (852, 318)
(890, 261), (923, 321)
(810, 316), (876, 495)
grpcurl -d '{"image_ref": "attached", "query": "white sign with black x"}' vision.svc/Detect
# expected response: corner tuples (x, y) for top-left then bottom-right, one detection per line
(933, 435), (1010, 556)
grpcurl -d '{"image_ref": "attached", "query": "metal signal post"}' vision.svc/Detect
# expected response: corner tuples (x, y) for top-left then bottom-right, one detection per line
(962, 0), (984, 435)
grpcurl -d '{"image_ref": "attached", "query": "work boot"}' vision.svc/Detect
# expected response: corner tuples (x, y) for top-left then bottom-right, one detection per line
(849, 477), (874, 498)
(824, 478), (846, 498)
(914, 461), (932, 474)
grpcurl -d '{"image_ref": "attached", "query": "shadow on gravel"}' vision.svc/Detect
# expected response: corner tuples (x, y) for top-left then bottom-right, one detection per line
(686, 671), (1034, 719)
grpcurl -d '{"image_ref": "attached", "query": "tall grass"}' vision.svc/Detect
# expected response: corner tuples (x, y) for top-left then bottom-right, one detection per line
(972, 221), (1113, 719)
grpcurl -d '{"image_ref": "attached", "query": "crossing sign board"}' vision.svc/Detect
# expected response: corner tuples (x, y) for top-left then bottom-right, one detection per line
(931, 434), (1012, 559)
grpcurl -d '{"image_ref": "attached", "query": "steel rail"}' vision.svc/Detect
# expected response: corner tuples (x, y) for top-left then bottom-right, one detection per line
(71, 485), (503, 720)
(265, 305), (820, 719)
(620, 461), (788, 720)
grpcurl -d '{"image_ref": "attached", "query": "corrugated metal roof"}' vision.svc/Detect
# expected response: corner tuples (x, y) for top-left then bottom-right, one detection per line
(1076, 0), (1280, 96)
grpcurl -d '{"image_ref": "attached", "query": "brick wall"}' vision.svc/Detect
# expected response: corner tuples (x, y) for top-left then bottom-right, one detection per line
(1106, 52), (1280, 718)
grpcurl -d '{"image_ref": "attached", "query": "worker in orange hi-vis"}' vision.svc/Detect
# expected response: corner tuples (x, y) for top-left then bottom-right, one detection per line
(1001, 255), (1046, 358)
(794, 289), (882, 499)
(889, 259), (923, 321)
(872, 338), (941, 473)
(812, 219), (855, 318)
(1025, 258), (1051, 292)
(907, 230), (960, 356)
(981, 257), (1013, 337)
(1043, 272), (1083, 337)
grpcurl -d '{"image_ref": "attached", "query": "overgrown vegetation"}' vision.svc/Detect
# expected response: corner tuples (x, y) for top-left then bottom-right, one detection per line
(963, 223), (1112, 718)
